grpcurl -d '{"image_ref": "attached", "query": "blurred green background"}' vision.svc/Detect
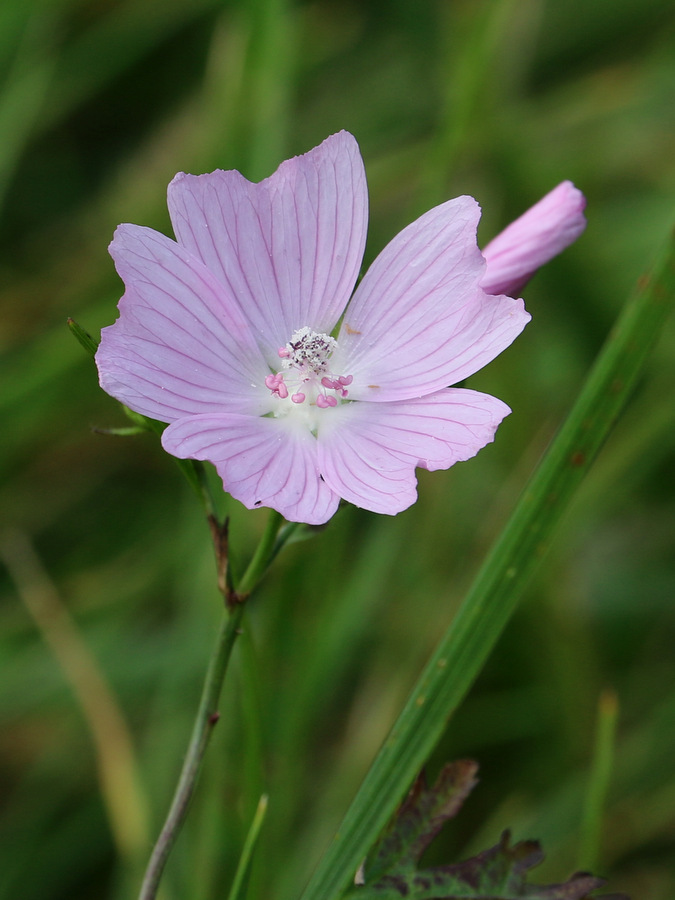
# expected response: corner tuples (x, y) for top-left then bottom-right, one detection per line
(1, 0), (674, 898)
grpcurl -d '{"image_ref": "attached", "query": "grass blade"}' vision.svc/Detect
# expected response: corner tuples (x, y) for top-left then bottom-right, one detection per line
(300, 232), (675, 900)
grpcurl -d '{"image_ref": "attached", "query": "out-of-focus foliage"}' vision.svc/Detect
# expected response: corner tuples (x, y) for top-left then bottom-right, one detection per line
(1, 1), (674, 899)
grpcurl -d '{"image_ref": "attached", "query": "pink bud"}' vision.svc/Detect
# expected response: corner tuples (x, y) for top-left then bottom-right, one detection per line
(481, 181), (586, 297)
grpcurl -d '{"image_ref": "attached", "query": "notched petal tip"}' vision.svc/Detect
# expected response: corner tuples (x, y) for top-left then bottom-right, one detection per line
(166, 130), (368, 358)
(282, 129), (361, 163)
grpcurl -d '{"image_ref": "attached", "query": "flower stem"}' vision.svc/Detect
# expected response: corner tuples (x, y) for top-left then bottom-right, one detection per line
(138, 602), (244, 900)
(138, 509), (287, 900)
(238, 510), (286, 596)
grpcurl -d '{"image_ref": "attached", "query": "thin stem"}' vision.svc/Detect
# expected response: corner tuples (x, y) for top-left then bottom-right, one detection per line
(193, 460), (223, 522)
(138, 509), (287, 900)
(238, 510), (284, 596)
(138, 601), (245, 900)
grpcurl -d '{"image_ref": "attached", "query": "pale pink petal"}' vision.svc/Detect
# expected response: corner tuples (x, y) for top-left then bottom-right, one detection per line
(167, 131), (368, 362)
(96, 225), (271, 422)
(317, 389), (509, 514)
(332, 196), (529, 402)
(481, 181), (586, 296)
(162, 414), (340, 525)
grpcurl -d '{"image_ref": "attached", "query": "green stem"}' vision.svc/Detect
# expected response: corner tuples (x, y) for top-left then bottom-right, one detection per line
(299, 235), (675, 900)
(192, 460), (220, 520)
(138, 510), (287, 900)
(238, 510), (285, 596)
(138, 602), (245, 900)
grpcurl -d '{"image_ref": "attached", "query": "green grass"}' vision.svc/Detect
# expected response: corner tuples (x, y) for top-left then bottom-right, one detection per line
(1, 1), (675, 899)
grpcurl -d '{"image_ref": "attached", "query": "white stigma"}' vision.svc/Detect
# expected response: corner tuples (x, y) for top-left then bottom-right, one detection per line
(280, 326), (337, 373)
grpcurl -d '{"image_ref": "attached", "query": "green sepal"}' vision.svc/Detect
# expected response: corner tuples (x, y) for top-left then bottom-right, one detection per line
(92, 425), (148, 437)
(120, 404), (166, 435)
(67, 317), (99, 358)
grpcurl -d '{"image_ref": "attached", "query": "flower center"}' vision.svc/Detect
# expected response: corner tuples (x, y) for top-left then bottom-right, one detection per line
(264, 326), (353, 412)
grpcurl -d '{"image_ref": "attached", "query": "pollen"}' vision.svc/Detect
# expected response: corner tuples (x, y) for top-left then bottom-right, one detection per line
(280, 327), (337, 372)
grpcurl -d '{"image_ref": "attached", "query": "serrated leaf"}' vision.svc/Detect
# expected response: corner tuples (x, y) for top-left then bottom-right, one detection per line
(363, 761), (478, 881)
(351, 763), (628, 900)
(353, 831), (623, 899)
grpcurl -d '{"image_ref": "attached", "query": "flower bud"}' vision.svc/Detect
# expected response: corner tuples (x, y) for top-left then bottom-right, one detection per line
(481, 181), (586, 296)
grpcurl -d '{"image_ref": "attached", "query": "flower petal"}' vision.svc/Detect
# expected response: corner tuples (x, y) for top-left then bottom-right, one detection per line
(317, 389), (509, 514)
(96, 224), (271, 422)
(167, 131), (368, 362)
(481, 181), (586, 296)
(162, 414), (340, 525)
(333, 196), (530, 402)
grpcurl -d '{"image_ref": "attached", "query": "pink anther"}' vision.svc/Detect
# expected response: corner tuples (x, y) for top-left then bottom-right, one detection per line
(291, 393), (305, 404)
(338, 375), (353, 386)
(317, 394), (337, 408)
(265, 372), (288, 399)
(278, 347), (290, 358)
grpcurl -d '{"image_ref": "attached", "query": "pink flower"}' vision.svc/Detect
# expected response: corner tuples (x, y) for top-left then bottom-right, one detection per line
(97, 132), (541, 525)
(481, 181), (587, 296)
